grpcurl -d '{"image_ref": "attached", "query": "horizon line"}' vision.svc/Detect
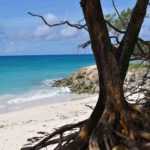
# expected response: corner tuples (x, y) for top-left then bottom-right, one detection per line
(0, 53), (93, 57)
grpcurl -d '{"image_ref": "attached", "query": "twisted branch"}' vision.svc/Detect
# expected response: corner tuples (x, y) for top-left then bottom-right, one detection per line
(28, 12), (88, 31)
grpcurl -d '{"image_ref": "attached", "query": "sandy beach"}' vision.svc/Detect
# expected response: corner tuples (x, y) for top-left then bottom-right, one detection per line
(0, 95), (98, 150)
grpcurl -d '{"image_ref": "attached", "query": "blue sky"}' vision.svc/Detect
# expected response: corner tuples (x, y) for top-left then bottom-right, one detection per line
(0, 0), (149, 55)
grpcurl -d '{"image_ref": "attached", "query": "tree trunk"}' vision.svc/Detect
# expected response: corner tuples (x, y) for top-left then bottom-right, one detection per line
(117, 0), (149, 81)
(80, 1), (133, 149)
(63, 0), (148, 149)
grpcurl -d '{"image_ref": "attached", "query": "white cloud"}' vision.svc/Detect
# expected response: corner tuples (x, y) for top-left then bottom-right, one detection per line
(4, 12), (87, 42)
(4, 41), (16, 53)
(33, 13), (82, 40)
(34, 26), (50, 37)
(44, 13), (58, 23)
(60, 26), (78, 38)
(9, 29), (34, 40)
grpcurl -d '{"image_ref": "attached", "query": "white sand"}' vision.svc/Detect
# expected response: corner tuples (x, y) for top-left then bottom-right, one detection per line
(0, 95), (98, 150)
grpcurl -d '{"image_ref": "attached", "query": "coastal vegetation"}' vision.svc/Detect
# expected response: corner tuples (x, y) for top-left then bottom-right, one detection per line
(23, 0), (150, 150)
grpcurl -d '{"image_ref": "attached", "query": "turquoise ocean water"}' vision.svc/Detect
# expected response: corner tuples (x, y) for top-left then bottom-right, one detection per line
(0, 55), (95, 113)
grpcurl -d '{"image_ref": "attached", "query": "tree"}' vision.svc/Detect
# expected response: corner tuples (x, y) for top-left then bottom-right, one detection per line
(23, 0), (150, 150)
(105, 8), (132, 39)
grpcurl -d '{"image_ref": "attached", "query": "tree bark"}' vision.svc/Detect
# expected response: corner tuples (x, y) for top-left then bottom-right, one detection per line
(80, 0), (132, 149)
(117, 0), (149, 81)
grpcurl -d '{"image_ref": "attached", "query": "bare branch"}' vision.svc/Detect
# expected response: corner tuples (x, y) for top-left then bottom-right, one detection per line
(105, 20), (125, 34)
(28, 12), (88, 31)
(78, 40), (91, 48)
(112, 0), (126, 28)
(117, 0), (149, 81)
(78, 35), (120, 49)
(110, 35), (120, 44)
(85, 104), (94, 110)
(125, 89), (147, 98)
(138, 38), (150, 46)
(136, 42), (146, 56)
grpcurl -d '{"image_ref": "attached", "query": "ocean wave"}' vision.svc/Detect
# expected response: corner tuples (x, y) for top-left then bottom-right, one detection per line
(41, 78), (62, 86)
(0, 94), (15, 100)
(7, 92), (56, 104)
(6, 87), (70, 105)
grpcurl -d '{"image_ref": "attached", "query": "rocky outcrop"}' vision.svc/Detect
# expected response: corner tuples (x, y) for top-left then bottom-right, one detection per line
(52, 65), (99, 94)
(52, 65), (150, 95)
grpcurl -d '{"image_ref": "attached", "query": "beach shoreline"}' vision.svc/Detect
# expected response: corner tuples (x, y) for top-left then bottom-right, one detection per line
(0, 94), (98, 150)
(0, 92), (92, 115)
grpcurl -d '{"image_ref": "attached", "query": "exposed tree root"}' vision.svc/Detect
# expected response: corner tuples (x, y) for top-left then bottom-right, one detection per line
(21, 120), (86, 150)
(21, 103), (150, 150)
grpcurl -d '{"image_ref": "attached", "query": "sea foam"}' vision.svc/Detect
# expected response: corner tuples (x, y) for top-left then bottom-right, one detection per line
(6, 87), (70, 105)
